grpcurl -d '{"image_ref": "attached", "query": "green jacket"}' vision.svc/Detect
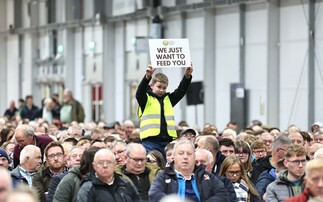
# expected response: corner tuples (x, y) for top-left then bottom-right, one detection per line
(61, 99), (85, 123)
(32, 167), (52, 202)
(53, 166), (82, 202)
(115, 162), (161, 185)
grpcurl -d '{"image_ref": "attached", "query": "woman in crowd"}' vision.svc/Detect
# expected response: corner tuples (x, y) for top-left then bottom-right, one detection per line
(219, 155), (261, 202)
(147, 150), (166, 170)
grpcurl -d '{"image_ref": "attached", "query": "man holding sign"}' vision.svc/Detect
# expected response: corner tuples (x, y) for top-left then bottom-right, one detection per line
(136, 39), (193, 157)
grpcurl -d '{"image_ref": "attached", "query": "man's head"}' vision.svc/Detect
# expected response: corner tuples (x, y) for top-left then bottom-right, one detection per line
(221, 128), (237, 142)
(150, 73), (168, 97)
(251, 141), (267, 160)
(304, 158), (323, 198)
(0, 149), (10, 169)
(269, 127), (280, 139)
(110, 140), (127, 165)
(66, 146), (84, 168)
(314, 130), (323, 144)
(195, 148), (213, 173)
(196, 136), (219, 158)
(123, 120), (134, 137)
(125, 143), (147, 175)
(309, 143), (323, 160)
(25, 95), (33, 107)
(67, 126), (82, 139)
(165, 142), (175, 165)
(314, 148), (323, 159)
(260, 132), (274, 154)
(0, 167), (12, 202)
(226, 121), (238, 132)
(173, 140), (195, 174)
(19, 145), (42, 173)
(179, 128), (196, 143)
(63, 89), (73, 103)
(219, 138), (235, 157)
(288, 132), (305, 146)
(44, 142), (65, 172)
(92, 149), (116, 183)
(284, 144), (307, 180)
(271, 135), (292, 163)
(14, 125), (35, 148)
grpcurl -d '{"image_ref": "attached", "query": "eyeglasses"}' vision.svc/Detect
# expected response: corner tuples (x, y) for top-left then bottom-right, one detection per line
(113, 149), (126, 156)
(47, 152), (64, 159)
(262, 140), (273, 144)
(235, 152), (248, 156)
(226, 170), (242, 176)
(127, 155), (147, 163)
(95, 160), (114, 167)
(288, 159), (306, 165)
(181, 134), (195, 138)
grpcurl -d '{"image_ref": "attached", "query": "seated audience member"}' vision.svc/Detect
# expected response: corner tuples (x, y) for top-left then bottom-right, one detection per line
(165, 142), (175, 166)
(195, 148), (238, 202)
(222, 128), (237, 142)
(256, 159), (286, 201)
(0, 167), (12, 202)
(196, 135), (226, 175)
(266, 144), (307, 202)
(235, 141), (253, 176)
(219, 155), (261, 202)
(4, 184), (38, 202)
(62, 137), (78, 146)
(285, 158), (323, 202)
(260, 132), (274, 155)
(149, 140), (229, 202)
(269, 127), (280, 139)
(288, 131), (305, 147)
(226, 121), (238, 133)
(308, 143), (323, 160)
(13, 125), (53, 168)
(178, 128), (197, 143)
(251, 141), (267, 162)
(219, 138), (235, 157)
(115, 143), (161, 201)
(77, 149), (141, 202)
(314, 147), (323, 159)
(32, 142), (67, 202)
(90, 139), (106, 148)
(251, 135), (291, 185)
(110, 140), (127, 165)
(0, 149), (10, 170)
(10, 145), (42, 187)
(53, 146), (100, 202)
(147, 150), (166, 170)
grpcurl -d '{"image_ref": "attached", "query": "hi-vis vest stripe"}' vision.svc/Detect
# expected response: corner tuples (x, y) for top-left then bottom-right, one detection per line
(138, 94), (177, 139)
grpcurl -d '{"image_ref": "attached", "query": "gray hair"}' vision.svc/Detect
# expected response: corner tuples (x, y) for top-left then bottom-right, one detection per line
(15, 125), (34, 138)
(110, 140), (127, 150)
(64, 89), (73, 97)
(94, 148), (116, 162)
(272, 135), (292, 151)
(173, 139), (195, 155)
(222, 128), (237, 139)
(195, 148), (213, 164)
(19, 145), (40, 164)
(126, 143), (146, 156)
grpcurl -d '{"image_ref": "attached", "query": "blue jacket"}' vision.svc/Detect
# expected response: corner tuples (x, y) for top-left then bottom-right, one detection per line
(10, 166), (29, 188)
(256, 169), (276, 198)
(149, 164), (229, 202)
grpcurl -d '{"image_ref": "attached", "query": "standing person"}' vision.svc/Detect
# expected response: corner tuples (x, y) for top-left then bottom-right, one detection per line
(60, 89), (85, 123)
(3, 100), (17, 121)
(20, 95), (39, 121)
(266, 144), (307, 202)
(136, 64), (193, 156)
(13, 125), (53, 168)
(149, 140), (229, 202)
(77, 148), (142, 202)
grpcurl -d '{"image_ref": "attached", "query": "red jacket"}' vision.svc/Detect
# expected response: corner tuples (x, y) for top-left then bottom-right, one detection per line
(285, 188), (310, 202)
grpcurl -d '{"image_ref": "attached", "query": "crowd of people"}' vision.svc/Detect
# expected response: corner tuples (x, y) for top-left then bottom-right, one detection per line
(0, 65), (323, 202)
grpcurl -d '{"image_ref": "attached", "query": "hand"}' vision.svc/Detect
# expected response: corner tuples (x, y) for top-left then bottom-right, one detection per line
(184, 63), (193, 78)
(146, 64), (156, 79)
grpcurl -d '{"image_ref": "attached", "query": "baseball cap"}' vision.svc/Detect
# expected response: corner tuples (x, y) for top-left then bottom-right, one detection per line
(180, 128), (197, 137)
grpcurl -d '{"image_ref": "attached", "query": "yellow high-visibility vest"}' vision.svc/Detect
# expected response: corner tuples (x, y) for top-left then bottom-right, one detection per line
(138, 94), (177, 139)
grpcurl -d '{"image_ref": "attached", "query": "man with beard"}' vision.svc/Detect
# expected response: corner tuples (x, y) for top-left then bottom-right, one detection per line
(32, 142), (67, 202)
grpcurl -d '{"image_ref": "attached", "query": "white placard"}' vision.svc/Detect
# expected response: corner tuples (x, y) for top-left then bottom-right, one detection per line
(149, 38), (191, 68)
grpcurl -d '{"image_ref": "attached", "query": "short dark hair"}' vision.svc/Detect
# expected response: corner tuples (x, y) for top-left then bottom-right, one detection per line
(219, 138), (235, 148)
(63, 137), (78, 146)
(44, 141), (64, 157)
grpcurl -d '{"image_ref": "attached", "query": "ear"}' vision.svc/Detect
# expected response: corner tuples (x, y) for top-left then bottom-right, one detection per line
(283, 159), (288, 168)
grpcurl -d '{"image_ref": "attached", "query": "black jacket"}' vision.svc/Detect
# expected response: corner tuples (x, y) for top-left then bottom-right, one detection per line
(77, 173), (142, 202)
(149, 164), (229, 202)
(250, 155), (273, 185)
(21, 104), (39, 120)
(213, 151), (227, 176)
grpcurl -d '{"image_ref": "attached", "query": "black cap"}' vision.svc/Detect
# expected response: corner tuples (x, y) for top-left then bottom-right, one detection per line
(180, 128), (196, 137)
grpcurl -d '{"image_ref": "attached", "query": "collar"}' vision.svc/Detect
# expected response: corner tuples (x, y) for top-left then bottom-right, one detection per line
(19, 166), (35, 176)
(175, 169), (194, 180)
